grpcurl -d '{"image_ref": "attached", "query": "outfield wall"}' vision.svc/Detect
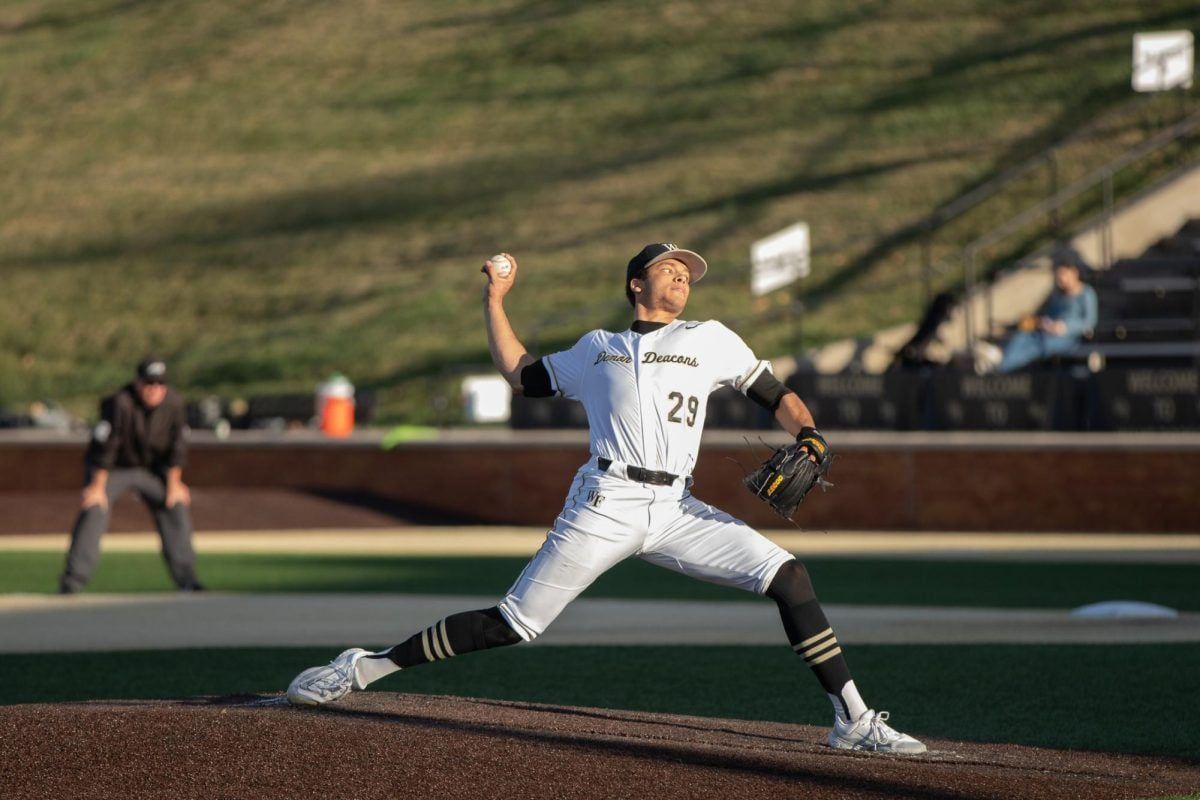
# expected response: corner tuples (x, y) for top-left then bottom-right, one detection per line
(2, 430), (1197, 532)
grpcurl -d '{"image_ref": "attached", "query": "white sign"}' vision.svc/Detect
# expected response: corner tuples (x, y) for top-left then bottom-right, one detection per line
(462, 375), (512, 423)
(1132, 31), (1193, 92)
(751, 222), (810, 296)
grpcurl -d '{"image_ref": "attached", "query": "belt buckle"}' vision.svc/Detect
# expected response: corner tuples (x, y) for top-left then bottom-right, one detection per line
(641, 467), (673, 486)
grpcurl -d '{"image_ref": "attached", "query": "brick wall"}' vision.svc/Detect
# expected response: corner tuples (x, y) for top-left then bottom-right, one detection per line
(3, 432), (1196, 532)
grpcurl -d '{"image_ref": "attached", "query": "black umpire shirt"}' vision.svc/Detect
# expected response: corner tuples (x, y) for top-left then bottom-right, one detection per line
(86, 384), (188, 473)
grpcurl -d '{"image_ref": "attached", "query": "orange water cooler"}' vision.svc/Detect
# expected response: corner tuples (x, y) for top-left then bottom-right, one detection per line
(316, 373), (356, 437)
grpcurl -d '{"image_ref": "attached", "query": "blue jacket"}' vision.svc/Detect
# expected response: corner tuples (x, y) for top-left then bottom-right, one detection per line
(1039, 285), (1098, 339)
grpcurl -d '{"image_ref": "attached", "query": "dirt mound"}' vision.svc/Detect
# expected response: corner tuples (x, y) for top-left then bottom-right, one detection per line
(2, 693), (1196, 799)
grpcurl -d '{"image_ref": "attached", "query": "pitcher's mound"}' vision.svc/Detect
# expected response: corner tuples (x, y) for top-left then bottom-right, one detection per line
(2, 693), (1196, 799)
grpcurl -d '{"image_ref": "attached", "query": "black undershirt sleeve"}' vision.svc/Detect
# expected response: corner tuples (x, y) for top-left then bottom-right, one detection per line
(520, 359), (554, 398)
(746, 370), (792, 412)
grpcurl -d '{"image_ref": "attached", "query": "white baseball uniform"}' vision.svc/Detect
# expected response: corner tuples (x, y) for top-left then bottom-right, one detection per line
(498, 319), (794, 641)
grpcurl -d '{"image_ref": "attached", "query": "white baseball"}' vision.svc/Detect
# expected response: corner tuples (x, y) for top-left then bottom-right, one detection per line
(491, 254), (512, 278)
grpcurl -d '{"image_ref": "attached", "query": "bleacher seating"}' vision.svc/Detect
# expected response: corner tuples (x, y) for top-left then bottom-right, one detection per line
(1078, 219), (1200, 365)
(1139, 219), (1200, 259)
(506, 221), (1200, 432)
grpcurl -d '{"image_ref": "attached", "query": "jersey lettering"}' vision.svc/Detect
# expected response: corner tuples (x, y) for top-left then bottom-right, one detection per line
(594, 352), (633, 366)
(641, 351), (700, 367)
(543, 320), (764, 477)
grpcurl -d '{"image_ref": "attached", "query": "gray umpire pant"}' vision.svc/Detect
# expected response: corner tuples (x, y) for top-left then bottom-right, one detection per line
(60, 467), (200, 593)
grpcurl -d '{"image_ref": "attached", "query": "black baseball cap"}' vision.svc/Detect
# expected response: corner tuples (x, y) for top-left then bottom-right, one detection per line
(626, 243), (708, 286)
(136, 357), (168, 384)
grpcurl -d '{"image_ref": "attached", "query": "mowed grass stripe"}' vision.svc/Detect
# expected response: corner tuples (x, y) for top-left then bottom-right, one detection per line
(2, 644), (1197, 758)
(3, 552), (1198, 610)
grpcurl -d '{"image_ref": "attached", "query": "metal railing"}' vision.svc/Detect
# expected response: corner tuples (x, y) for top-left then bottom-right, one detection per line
(917, 95), (1158, 294)
(918, 40), (1197, 295)
(959, 108), (1200, 347)
(511, 44), (1200, 359)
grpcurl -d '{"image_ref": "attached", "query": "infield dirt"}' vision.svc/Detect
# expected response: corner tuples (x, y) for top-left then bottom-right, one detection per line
(3, 693), (1196, 800)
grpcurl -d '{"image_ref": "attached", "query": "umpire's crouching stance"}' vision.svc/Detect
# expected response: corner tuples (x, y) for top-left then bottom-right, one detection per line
(59, 358), (204, 594)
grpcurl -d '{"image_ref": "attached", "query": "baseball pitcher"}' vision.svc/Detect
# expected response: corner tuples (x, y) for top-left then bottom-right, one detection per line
(287, 244), (925, 754)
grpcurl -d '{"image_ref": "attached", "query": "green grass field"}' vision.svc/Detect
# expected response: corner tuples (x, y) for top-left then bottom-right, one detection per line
(3, 550), (1198, 609)
(3, 644), (1198, 758)
(2, 1), (1198, 421)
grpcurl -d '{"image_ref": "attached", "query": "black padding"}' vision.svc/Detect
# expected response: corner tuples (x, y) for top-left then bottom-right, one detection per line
(520, 360), (554, 397)
(470, 606), (523, 650)
(765, 559), (816, 607)
(747, 371), (792, 412)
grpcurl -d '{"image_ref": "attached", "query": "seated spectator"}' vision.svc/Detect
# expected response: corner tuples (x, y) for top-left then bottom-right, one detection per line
(995, 256), (1097, 373)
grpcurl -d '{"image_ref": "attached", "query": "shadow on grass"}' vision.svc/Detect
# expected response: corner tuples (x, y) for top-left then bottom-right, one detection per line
(0, 0), (150, 35)
(299, 488), (479, 526)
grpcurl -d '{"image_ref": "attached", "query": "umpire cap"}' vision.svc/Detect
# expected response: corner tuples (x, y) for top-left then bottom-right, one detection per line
(136, 357), (168, 384)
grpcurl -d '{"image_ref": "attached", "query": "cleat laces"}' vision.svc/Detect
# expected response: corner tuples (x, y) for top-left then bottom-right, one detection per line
(306, 660), (353, 697)
(865, 711), (897, 750)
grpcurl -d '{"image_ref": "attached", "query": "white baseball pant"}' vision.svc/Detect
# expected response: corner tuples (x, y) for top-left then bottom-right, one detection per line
(497, 456), (794, 641)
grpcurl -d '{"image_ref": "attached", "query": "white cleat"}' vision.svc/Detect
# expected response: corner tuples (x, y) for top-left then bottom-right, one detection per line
(286, 648), (369, 707)
(828, 709), (927, 755)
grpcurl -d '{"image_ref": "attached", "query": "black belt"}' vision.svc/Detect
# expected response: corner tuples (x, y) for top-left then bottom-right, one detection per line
(597, 458), (678, 486)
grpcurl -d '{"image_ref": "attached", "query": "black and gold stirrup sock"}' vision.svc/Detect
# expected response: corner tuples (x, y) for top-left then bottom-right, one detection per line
(767, 559), (868, 723)
(355, 606), (522, 683)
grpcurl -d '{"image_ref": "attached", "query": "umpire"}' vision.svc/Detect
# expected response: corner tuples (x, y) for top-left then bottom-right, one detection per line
(59, 357), (204, 594)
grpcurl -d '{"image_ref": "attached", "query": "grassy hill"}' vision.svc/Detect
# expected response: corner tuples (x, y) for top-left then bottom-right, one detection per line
(1, 0), (1197, 422)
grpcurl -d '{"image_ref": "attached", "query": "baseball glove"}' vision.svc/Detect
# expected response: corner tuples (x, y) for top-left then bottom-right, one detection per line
(744, 427), (833, 520)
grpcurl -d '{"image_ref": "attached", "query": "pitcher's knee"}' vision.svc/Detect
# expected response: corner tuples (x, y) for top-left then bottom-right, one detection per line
(475, 606), (523, 647)
(495, 601), (547, 643)
(766, 558), (816, 606)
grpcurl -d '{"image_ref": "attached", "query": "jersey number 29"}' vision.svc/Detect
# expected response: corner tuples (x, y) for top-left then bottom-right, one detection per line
(667, 392), (699, 427)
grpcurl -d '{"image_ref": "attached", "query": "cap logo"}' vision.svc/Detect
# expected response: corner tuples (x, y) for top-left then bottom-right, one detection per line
(144, 362), (166, 377)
